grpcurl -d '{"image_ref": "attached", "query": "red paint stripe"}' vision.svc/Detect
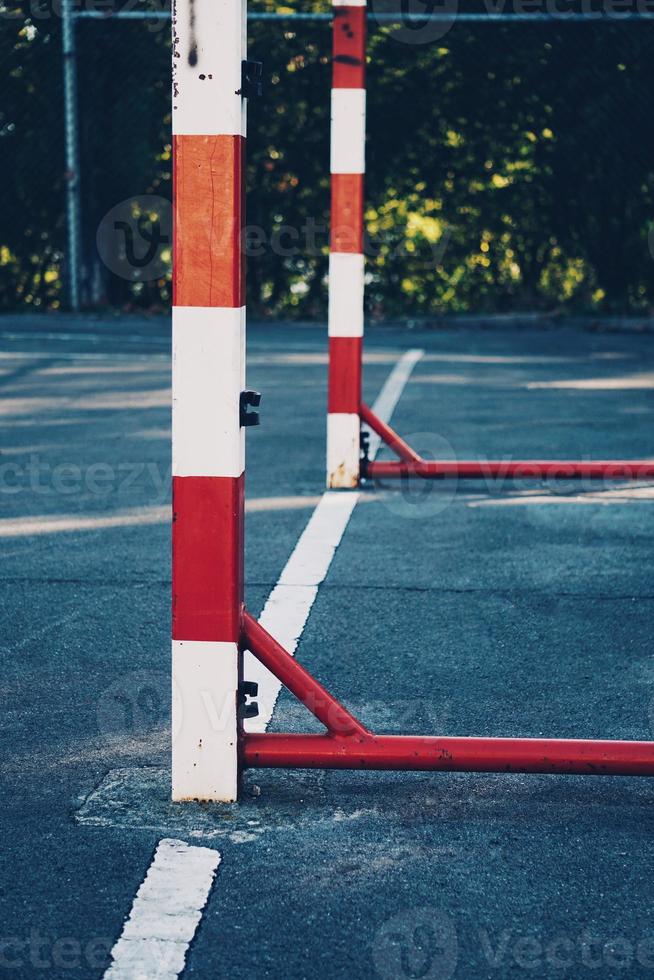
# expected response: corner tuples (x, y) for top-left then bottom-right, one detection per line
(331, 173), (363, 253)
(332, 7), (366, 89)
(172, 474), (244, 642)
(173, 134), (244, 308)
(328, 336), (362, 413)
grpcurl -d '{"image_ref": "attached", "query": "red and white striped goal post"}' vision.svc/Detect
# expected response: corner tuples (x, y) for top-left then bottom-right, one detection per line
(325, 4), (654, 488)
(171, 0), (654, 803)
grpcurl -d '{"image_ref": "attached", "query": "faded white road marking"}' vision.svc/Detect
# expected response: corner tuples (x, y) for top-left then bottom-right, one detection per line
(245, 348), (424, 730)
(467, 485), (654, 507)
(362, 348), (424, 460)
(0, 495), (365, 539)
(104, 838), (220, 979)
(527, 371), (654, 390)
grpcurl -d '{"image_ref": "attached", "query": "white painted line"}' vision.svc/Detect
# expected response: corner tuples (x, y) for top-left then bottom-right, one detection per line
(104, 838), (220, 980)
(244, 348), (424, 730)
(467, 485), (654, 507)
(0, 497), (344, 539)
(526, 371), (654, 390)
(362, 348), (424, 460)
(0, 506), (170, 538)
(244, 497), (357, 731)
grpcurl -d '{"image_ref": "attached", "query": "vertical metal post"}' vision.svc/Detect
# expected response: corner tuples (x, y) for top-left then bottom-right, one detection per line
(326, 0), (367, 488)
(171, 0), (247, 802)
(61, 0), (81, 311)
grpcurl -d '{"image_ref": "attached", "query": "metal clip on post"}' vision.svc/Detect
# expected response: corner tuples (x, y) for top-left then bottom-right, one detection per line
(240, 390), (261, 427)
(239, 681), (259, 720)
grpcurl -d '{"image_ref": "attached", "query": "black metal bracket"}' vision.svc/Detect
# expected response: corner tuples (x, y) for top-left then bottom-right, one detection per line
(360, 429), (370, 478)
(240, 390), (261, 427)
(239, 60), (264, 99)
(238, 680), (259, 720)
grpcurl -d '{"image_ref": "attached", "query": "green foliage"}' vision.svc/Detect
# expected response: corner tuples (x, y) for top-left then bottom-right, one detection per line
(0, 6), (65, 308)
(2, 5), (654, 314)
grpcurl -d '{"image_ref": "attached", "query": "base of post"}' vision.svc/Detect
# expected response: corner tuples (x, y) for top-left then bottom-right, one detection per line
(326, 413), (361, 488)
(172, 639), (241, 803)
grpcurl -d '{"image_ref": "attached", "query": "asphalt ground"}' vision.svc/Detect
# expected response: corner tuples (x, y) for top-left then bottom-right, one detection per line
(1, 314), (653, 979)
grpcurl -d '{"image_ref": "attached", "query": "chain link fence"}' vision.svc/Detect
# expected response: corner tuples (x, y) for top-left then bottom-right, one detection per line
(2, 2), (654, 316)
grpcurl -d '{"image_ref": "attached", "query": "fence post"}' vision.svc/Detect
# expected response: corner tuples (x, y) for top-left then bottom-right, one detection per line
(171, 0), (247, 802)
(61, 0), (81, 311)
(326, 0), (367, 488)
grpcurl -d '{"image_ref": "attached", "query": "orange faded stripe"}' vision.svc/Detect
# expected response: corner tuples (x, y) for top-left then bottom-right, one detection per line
(331, 173), (364, 253)
(173, 134), (245, 308)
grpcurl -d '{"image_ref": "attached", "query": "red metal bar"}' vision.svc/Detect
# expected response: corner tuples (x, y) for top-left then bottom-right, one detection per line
(242, 612), (369, 738)
(242, 609), (654, 778)
(367, 459), (654, 480)
(360, 401), (421, 464)
(243, 733), (654, 776)
(361, 404), (654, 480)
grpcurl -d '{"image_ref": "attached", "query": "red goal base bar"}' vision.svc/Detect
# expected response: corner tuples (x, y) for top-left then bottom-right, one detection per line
(241, 612), (654, 778)
(360, 403), (654, 482)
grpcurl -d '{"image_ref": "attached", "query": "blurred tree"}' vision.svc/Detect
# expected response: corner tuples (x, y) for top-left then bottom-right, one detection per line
(1, 5), (654, 316)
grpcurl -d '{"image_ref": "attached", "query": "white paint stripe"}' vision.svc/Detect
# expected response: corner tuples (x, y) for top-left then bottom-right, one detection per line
(104, 838), (220, 979)
(172, 306), (245, 478)
(172, 0), (246, 137)
(362, 348), (424, 459)
(328, 253), (365, 338)
(244, 348), (423, 729)
(172, 640), (240, 803)
(330, 89), (366, 174)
